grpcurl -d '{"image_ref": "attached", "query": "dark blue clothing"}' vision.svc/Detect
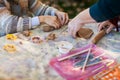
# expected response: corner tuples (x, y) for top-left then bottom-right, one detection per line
(90, 0), (120, 22)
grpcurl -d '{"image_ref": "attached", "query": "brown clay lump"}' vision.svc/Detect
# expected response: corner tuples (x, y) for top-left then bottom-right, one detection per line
(77, 27), (94, 39)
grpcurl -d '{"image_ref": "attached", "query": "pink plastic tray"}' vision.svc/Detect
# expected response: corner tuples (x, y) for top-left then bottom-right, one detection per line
(50, 44), (115, 80)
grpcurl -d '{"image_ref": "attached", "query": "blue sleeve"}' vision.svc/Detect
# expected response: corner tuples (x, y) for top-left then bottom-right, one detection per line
(90, 0), (120, 22)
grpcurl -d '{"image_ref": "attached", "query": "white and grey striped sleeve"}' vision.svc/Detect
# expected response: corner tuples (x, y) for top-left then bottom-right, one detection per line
(29, 0), (58, 16)
(0, 7), (36, 36)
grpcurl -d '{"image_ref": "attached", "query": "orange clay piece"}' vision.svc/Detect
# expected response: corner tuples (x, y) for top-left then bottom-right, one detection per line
(6, 34), (17, 40)
(90, 64), (120, 80)
(3, 44), (16, 53)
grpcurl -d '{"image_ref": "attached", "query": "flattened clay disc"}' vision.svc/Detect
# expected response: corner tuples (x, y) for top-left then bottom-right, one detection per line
(77, 27), (94, 39)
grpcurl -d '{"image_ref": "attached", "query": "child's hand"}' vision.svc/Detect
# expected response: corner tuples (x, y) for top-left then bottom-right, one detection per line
(98, 21), (115, 33)
(55, 11), (69, 26)
(39, 16), (61, 29)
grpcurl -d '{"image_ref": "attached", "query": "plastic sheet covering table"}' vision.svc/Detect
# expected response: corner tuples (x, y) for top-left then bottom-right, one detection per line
(0, 23), (119, 80)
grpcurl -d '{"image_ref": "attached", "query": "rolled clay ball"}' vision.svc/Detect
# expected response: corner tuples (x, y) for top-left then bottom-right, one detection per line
(43, 26), (55, 32)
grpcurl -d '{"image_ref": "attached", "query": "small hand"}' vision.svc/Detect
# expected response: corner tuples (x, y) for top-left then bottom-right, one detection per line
(55, 11), (69, 26)
(39, 16), (61, 29)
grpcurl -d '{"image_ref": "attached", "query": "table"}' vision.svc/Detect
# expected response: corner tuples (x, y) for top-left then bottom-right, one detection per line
(0, 23), (119, 80)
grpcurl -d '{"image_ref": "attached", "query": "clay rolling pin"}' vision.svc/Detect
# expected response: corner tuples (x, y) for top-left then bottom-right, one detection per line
(92, 29), (106, 44)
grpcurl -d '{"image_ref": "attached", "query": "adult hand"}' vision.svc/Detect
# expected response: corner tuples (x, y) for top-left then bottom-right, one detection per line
(55, 11), (69, 26)
(39, 16), (60, 29)
(68, 8), (96, 38)
(98, 20), (115, 33)
(68, 17), (84, 38)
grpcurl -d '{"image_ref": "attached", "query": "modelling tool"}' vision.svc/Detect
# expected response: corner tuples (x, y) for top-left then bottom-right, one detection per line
(82, 45), (92, 72)
(90, 52), (106, 61)
(92, 64), (119, 80)
(74, 58), (101, 68)
(92, 65), (104, 73)
(58, 48), (89, 61)
(92, 59), (114, 73)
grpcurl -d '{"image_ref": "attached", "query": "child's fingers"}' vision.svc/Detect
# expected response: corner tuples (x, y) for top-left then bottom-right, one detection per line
(57, 15), (62, 26)
(51, 21), (59, 29)
(55, 21), (60, 28)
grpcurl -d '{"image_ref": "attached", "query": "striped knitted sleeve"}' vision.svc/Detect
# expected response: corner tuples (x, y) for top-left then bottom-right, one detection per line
(29, 0), (58, 16)
(0, 1), (36, 36)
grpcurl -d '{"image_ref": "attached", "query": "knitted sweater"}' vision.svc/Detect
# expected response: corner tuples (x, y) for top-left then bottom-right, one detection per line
(0, 0), (57, 36)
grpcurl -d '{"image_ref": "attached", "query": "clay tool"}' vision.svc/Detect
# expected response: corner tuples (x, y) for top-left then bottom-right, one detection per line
(73, 53), (94, 61)
(92, 59), (114, 73)
(92, 29), (106, 44)
(90, 52), (106, 61)
(80, 28), (106, 72)
(58, 48), (90, 61)
(82, 45), (92, 72)
(92, 65), (105, 74)
(74, 58), (101, 68)
(95, 64), (119, 80)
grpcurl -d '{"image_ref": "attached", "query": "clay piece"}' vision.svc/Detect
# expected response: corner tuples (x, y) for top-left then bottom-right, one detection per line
(77, 27), (94, 39)
(58, 48), (89, 61)
(22, 30), (32, 37)
(31, 36), (43, 44)
(6, 34), (17, 40)
(19, 41), (23, 45)
(16, 33), (30, 41)
(3, 44), (17, 53)
(46, 33), (56, 40)
(17, 30), (32, 40)
(43, 26), (55, 32)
